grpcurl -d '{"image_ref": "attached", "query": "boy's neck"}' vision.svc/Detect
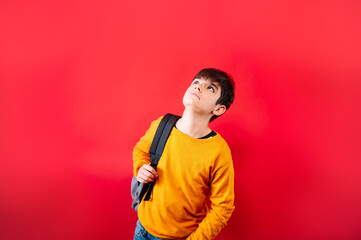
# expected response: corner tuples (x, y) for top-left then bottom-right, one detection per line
(175, 109), (212, 138)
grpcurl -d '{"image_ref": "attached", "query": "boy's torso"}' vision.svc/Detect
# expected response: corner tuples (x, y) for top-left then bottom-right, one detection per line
(137, 119), (232, 238)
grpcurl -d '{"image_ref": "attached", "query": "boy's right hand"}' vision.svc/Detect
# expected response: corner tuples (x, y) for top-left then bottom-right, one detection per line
(137, 164), (159, 184)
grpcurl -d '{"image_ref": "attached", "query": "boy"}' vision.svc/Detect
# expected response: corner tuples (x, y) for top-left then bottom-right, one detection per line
(133, 68), (235, 240)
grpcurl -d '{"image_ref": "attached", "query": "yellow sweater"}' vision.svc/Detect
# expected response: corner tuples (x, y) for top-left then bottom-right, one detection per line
(133, 116), (235, 239)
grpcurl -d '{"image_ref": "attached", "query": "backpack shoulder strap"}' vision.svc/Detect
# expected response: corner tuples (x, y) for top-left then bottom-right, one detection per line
(149, 113), (172, 156)
(149, 113), (180, 166)
(144, 113), (180, 201)
(155, 114), (180, 156)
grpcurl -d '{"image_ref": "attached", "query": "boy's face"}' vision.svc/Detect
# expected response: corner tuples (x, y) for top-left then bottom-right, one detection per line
(183, 77), (226, 118)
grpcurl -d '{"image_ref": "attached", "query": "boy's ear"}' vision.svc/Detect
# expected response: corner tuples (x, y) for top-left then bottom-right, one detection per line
(212, 104), (226, 117)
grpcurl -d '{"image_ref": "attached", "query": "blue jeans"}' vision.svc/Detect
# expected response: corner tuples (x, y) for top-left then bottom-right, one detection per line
(134, 220), (162, 240)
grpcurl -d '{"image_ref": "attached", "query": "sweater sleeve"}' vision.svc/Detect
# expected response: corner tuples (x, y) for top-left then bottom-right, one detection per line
(186, 147), (235, 240)
(132, 117), (162, 177)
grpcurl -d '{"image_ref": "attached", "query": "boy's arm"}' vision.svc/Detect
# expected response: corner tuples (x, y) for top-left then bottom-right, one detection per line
(133, 117), (162, 177)
(187, 149), (235, 240)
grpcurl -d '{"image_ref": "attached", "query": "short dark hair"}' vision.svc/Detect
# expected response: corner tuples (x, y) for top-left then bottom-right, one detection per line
(193, 68), (235, 122)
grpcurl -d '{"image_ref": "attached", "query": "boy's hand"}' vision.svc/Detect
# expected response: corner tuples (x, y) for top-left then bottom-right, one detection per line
(137, 164), (159, 183)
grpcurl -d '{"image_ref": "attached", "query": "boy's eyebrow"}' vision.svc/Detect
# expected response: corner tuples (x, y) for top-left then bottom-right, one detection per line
(210, 82), (219, 90)
(193, 78), (219, 90)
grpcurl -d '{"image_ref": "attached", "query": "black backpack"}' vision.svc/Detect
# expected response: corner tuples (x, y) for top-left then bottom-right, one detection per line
(131, 114), (180, 211)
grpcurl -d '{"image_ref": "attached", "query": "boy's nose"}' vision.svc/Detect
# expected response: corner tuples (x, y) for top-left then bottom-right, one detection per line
(194, 85), (201, 92)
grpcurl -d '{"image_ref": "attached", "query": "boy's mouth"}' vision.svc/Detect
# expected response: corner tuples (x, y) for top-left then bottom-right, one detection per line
(190, 92), (200, 100)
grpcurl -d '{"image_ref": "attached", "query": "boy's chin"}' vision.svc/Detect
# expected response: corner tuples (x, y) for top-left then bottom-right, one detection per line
(182, 100), (197, 108)
(183, 101), (201, 110)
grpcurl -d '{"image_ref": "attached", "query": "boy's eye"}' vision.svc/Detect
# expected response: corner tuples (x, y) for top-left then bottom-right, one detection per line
(192, 80), (199, 85)
(208, 86), (214, 92)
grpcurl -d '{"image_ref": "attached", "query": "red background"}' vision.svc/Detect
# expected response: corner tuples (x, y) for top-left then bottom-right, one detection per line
(1, 1), (361, 239)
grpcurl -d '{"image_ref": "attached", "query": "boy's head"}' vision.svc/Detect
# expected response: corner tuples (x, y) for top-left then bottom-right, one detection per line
(192, 68), (235, 122)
